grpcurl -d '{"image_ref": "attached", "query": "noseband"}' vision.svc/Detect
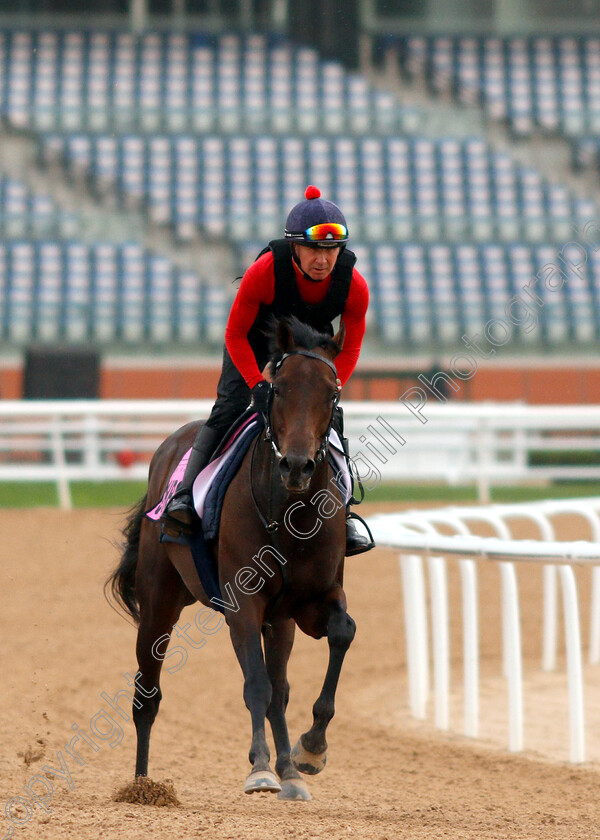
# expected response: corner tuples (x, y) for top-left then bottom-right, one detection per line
(263, 349), (341, 465)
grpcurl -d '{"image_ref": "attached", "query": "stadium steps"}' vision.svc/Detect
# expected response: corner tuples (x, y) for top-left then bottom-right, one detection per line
(0, 126), (236, 283)
(362, 45), (600, 206)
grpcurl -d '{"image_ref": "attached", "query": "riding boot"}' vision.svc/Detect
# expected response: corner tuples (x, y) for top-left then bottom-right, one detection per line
(161, 424), (221, 535)
(345, 509), (375, 556)
(336, 428), (376, 557)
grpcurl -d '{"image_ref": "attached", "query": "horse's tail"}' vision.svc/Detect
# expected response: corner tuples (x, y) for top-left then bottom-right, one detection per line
(105, 494), (147, 624)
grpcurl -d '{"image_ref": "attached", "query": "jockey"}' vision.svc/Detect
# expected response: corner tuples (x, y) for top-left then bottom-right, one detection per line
(162, 185), (374, 555)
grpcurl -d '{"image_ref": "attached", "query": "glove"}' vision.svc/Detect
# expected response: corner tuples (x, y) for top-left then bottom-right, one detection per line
(251, 380), (271, 414)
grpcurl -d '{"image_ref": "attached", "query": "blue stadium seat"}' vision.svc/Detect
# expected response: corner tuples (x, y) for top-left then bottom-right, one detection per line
(455, 244), (487, 334)
(64, 243), (92, 343)
(34, 241), (64, 342)
(92, 242), (120, 342)
(401, 245), (431, 344)
(7, 241), (35, 343)
(4, 28), (600, 350)
(175, 268), (203, 344)
(42, 132), (595, 252)
(202, 282), (229, 345)
(0, 29), (423, 136)
(119, 242), (147, 343)
(147, 253), (175, 343)
(393, 33), (600, 141)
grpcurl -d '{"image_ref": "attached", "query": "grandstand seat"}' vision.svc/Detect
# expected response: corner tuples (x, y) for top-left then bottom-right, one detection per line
(148, 136), (173, 226)
(176, 269), (203, 343)
(120, 243), (147, 343)
(7, 242), (35, 343)
(455, 244), (487, 334)
(203, 282), (229, 345)
(87, 32), (111, 131)
(35, 242), (64, 342)
(92, 242), (120, 342)
(64, 243), (92, 343)
(191, 43), (217, 132)
(401, 245), (431, 344)
(147, 254), (175, 343)
(4, 27), (600, 351)
(0, 29), (424, 136)
(41, 131), (595, 254)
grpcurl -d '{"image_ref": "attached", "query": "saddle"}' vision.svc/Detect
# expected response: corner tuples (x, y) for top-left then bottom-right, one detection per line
(145, 412), (262, 612)
(145, 413), (352, 613)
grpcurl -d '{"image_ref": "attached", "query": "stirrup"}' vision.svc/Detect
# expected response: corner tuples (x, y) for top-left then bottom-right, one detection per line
(160, 520), (194, 542)
(345, 511), (376, 557)
(161, 491), (196, 538)
(161, 514), (195, 540)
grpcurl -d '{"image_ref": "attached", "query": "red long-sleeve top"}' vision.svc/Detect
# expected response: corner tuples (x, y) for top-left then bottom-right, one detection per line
(225, 250), (369, 389)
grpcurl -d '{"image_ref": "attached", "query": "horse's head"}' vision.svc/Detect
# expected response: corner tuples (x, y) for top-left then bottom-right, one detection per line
(266, 317), (345, 494)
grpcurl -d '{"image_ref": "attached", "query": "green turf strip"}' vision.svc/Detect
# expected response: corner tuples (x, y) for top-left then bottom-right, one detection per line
(2, 481), (600, 509)
(365, 482), (600, 504)
(0, 481), (148, 508)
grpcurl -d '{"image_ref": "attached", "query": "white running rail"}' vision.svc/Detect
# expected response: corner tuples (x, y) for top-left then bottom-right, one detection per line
(0, 400), (214, 509)
(367, 498), (600, 764)
(3, 400), (600, 507)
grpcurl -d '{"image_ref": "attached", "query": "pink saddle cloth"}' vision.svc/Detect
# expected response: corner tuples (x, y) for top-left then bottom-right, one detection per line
(147, 416), (351, 524)
(146, 413), (260, 522)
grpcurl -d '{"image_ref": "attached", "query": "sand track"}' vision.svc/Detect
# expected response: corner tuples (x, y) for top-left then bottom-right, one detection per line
(2, 506), (600, 840)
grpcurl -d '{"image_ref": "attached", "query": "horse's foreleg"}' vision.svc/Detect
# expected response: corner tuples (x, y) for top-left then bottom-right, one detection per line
(292, 600), (356, 776)
(264, 620), (311, 800)
(229, 620), (281, 794)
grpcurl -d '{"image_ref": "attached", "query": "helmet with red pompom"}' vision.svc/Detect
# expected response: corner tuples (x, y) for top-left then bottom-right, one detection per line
(284, 186), (349, 248)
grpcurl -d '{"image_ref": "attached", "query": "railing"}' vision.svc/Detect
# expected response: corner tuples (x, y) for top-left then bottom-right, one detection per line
(367, 498), (600, 763)
(2, 400), (600, 508)
(0, 400), (214, 509)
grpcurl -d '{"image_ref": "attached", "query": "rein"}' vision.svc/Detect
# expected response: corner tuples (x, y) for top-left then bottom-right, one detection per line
(250, 348), (340, 533)
(263, 349), (341, 466)
(249, 348), (342, 621)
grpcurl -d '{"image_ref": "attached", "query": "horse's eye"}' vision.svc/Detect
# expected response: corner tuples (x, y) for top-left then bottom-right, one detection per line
(272, 385), (280, 396)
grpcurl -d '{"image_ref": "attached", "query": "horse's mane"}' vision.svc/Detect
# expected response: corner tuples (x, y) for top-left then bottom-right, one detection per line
(266, 316), (340, 373)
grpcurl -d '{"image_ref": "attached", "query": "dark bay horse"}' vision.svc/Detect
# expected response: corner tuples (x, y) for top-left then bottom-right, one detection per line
(107, 316), (356, 801)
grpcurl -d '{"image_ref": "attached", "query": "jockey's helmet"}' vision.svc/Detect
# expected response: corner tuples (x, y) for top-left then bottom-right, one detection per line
(284, 185), (349, 248)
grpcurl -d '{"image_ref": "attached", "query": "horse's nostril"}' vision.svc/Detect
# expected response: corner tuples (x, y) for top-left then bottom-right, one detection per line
(279, 455), (314, 484)
(302, 459), (315, 478)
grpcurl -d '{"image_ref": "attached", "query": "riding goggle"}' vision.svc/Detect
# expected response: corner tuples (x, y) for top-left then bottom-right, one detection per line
(286, 223), (348, 245)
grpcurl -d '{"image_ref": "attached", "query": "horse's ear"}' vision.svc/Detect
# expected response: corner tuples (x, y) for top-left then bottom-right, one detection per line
(276, 318), (296, 354)
(331, 322), (346, 357)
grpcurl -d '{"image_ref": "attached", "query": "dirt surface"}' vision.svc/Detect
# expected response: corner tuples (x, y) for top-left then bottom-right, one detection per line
(2, 504), (600, 840)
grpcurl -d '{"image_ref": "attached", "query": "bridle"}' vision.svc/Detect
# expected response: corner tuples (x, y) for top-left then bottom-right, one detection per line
(263, 349), (341, 465)
(250, 348), (342, 622)
(250, 348), (341, 535)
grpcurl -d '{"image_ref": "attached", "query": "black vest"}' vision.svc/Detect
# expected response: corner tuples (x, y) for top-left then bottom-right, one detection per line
(246, 239), (355, 367)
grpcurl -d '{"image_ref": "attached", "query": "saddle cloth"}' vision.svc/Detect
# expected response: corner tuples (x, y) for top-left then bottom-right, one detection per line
(145, 412), (260, 525)
(146, 414), (352, 612)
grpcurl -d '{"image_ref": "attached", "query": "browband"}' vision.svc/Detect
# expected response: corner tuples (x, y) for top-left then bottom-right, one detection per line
(274, 349), (338, 379)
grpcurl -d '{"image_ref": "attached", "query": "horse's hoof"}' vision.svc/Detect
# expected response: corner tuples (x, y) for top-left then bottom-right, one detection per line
(244, 769), (281, 794)
(291, 739), (327, 775)
(277, 779), (312, 801)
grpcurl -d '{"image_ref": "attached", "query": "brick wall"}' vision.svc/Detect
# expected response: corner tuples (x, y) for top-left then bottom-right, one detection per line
(2, 359), (600, 404)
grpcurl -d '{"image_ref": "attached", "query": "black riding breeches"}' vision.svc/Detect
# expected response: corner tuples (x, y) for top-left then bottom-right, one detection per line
(204, 345), (255, 438)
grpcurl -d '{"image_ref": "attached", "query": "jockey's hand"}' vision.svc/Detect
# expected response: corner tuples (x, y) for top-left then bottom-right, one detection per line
(261, 363), (273, 383)
(251, 380), (271, 414)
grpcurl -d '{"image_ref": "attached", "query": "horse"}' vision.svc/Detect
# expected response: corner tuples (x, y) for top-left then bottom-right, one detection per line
(106, 316), (356, 801)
